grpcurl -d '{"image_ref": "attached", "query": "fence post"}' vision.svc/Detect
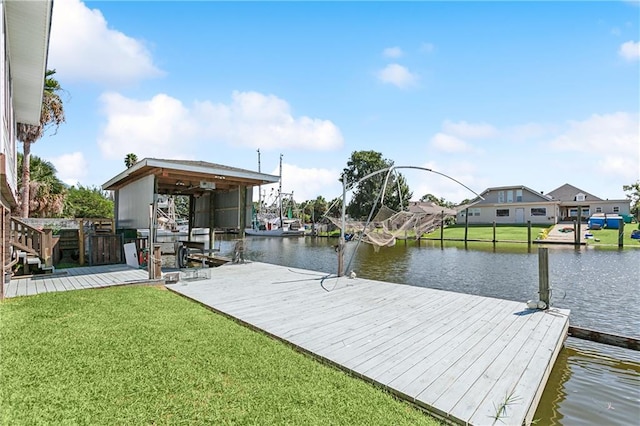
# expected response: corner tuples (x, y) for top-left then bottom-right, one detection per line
(78, 219), (85, 266)
(538, 247), (550, 308)
(42, 229), (53, 267)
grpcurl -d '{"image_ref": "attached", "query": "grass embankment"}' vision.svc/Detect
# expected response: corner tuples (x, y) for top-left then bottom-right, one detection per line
(423, 224), (640, 248)
(0, 286), (439, 425)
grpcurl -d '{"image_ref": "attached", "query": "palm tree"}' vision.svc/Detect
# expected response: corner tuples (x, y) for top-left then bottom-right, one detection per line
(16, 69), (65, 218)
(17, 153), (66, 217)
(124, 153), (138, 168)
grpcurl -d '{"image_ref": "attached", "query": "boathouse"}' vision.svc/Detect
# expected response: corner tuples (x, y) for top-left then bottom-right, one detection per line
(102, 158), (279, 238)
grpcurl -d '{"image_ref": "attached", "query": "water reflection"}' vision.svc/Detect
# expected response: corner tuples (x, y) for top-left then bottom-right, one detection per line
(536, 338), (640, 425)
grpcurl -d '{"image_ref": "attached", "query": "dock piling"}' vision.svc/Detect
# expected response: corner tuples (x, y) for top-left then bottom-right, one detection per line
(538, 247), (550, 308)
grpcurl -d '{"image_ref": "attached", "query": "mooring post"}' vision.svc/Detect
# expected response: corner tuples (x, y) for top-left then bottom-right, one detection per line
(464, 208), (469, 243)
(440, 210), (444, 243)
(492, 221), (496, 243)
(618, 219), (624, 248)
(576, 206), (582, 246)
(538, 247), (550, 308)
(527, 220), (531, 246)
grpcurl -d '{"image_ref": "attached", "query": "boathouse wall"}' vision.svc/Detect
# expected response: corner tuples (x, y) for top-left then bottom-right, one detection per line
(114, 175), (155, 229)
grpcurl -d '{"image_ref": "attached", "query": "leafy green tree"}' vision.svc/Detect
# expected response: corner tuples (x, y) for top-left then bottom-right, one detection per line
(623, 181), (640, 220)
(17, 69), (65, 218)
(420, 193), (455, 208)
(16, 153), (66, 217)
(63, 185), (114, 218)
(327, 197), (343, 218)
(174, 195), (189, 218)
(124, 153), (138, 168)
(341, 150), (412, 220)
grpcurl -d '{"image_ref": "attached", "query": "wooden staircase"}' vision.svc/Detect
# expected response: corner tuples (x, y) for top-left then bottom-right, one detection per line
(9, 217), (54, 275)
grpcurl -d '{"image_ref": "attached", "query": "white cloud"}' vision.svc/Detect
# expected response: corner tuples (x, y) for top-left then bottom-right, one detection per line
(382, 47), (404, 58)
(429, 133), (474, 153)
(442, 120), (498, 139)
(97, 91), (343, 161)
(376, 64), (419, 89)
(618, 40), (640, 60)
(549, 112), (640, 180)
(256, 163), (342, 203)
(49, 0), (163, 85)
(50, 152), (88, 186)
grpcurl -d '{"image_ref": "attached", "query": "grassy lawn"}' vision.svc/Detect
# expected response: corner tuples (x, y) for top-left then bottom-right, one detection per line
(423, 224), (546, 242)
(422, 224), (640, 248)
(0, 286), (439, 425)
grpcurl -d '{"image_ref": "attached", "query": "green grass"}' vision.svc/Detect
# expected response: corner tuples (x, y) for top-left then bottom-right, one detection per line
(423, 224), (640, 248)
(423, 224), (546, 242)
(0, 286), (439, 426)
(585, 227), (640, 248)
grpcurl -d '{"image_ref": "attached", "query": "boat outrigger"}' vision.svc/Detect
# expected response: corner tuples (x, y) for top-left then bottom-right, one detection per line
(245, 153), (304, 237)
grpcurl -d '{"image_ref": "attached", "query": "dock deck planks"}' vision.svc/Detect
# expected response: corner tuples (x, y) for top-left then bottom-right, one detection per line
(167, 262), (569, 425)
(3, 265), (153, 297)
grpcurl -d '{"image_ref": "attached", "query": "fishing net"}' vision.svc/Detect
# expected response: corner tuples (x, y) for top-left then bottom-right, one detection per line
(327, 205), (453, 250)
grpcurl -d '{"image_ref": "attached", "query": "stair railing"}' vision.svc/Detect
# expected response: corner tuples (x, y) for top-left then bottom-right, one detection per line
(9, 217), (53, 267)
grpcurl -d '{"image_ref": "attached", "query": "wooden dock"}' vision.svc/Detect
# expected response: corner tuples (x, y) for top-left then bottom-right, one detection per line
(3, 264), (159, 298)
(167, 262), (570, 426)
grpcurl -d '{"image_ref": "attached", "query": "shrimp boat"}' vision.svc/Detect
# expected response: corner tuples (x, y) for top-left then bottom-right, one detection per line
(245, 153), (305, 237)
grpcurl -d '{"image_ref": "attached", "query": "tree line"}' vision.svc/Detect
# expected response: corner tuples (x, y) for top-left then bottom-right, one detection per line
(14, 71), (640, 222)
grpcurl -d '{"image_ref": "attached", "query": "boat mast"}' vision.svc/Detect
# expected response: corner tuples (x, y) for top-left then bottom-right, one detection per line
(279, 154), (283, 229)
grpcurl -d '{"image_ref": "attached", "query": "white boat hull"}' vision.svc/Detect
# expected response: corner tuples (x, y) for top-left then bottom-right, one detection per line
(245, 228), (305, 237)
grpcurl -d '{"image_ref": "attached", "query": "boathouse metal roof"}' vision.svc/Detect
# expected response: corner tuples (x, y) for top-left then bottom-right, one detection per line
(102, 158), (279, 195)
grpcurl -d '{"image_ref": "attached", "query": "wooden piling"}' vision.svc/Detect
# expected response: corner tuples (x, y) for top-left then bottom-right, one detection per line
(618, 219), (624, 248)
(440, 210), (444, 242)
(538, 247), (550, 307)
(492, 221), (496, 243)
(464, 208), (469, 243)
(527, 220), (531, 245)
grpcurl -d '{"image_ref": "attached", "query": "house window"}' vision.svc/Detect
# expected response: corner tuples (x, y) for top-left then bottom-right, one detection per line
(516, 189), (523, 202)
(531, 208), (546, 216)
(498, 191), (505, 203)
(507, 190), (514, 203)
(470, 208), (481, 216)
(582, 209), (590, 217)
(496, 209), (510, 217)
(576, 193), (585, 202)
(595, 207), (602, 213)
(613, 206), (620, 213)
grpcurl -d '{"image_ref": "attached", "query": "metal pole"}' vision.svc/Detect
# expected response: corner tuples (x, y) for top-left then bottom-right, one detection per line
(338, 174), (346, 276)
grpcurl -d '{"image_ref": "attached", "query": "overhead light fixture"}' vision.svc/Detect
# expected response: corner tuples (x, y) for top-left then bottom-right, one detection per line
(175, 180), (185, 186)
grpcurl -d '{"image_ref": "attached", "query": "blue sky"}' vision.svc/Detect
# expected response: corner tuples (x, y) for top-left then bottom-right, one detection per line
(40, 0), (639, 204)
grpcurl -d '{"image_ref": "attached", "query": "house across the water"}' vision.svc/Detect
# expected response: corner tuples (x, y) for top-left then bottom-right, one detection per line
(457, 183), (630, 225)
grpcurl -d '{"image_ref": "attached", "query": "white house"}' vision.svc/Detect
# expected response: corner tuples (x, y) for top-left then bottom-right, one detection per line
(1, 0), (53, 294)
(457, 185), (558, 225)
(457, 183), (631, 225)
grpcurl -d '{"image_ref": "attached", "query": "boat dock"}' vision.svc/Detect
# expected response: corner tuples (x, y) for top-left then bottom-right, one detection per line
(167, 262), (570, 425)
(2, 264), (160, 298)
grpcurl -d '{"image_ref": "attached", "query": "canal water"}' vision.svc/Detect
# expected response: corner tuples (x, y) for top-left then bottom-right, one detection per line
(164, 234), (640, 425)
